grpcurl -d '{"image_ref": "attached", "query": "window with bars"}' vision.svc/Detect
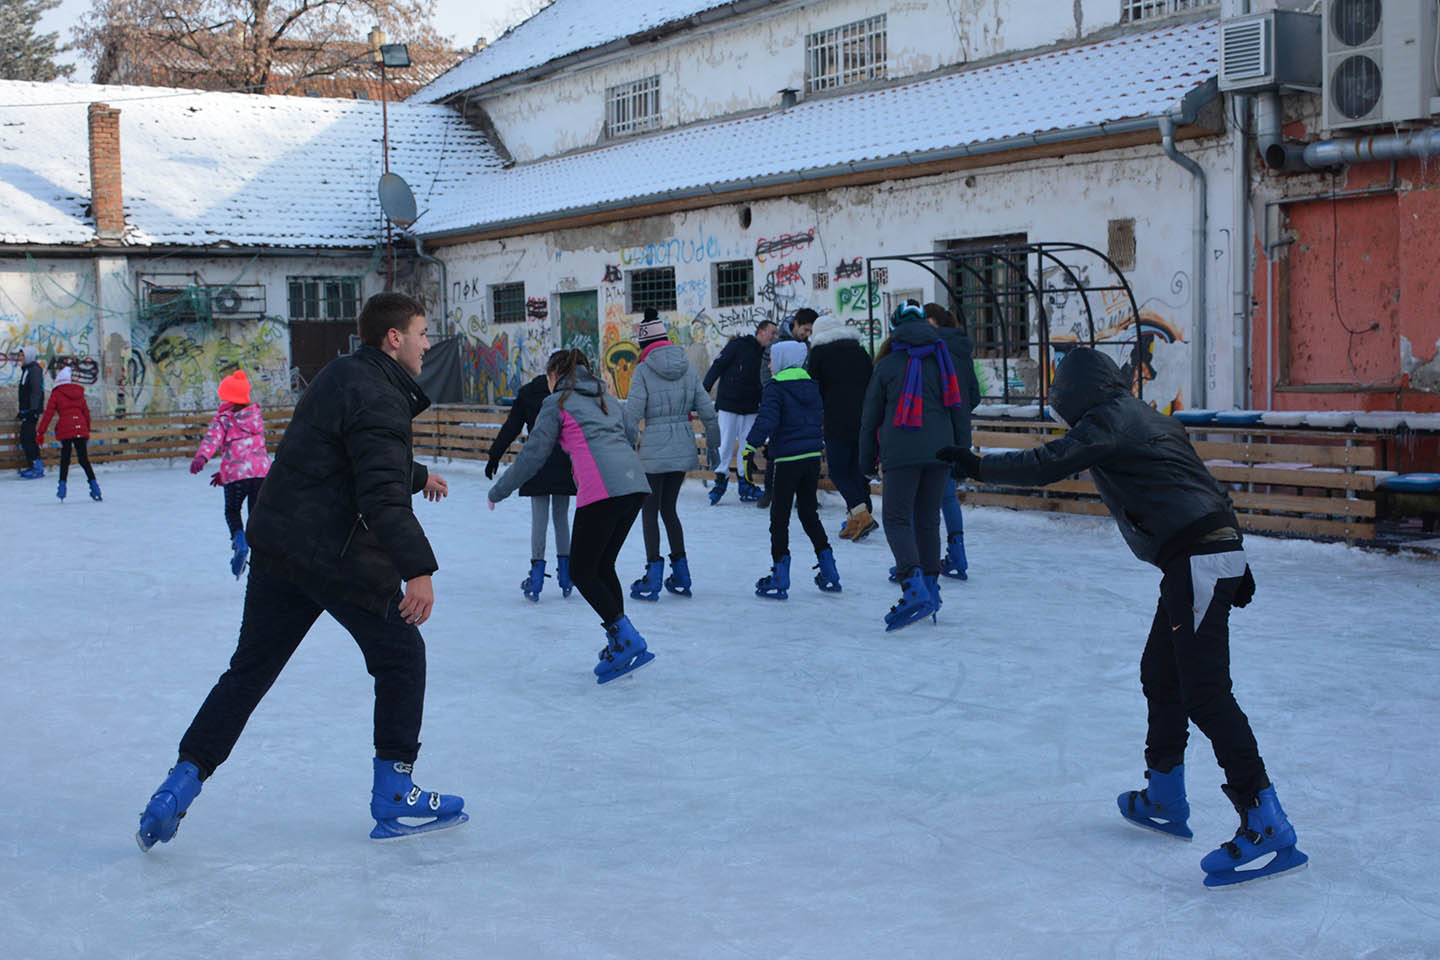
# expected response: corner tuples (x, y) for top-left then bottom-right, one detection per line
(288, 277), (361, 322)
(805, 15), (886, 94)
(491, 282), (526, 323)
(714, 261), (754, 307)
(606, 75), (661, 137)
(628, 267), (677, 313)
(945, 235), (1030, 359)
(1120, 0), (1214, 23)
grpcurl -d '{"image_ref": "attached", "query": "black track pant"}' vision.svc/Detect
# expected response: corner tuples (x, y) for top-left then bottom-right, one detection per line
(881, 464), (948, 577)
(224, 477), (265, 536)
(642, 471), (686, 562)
(1141, 545), (1269, 802)
(58, 438), (96, 483)
(570, 492), (646, 625)
(19, 413), (38, 462)
(177, 567), (426, 780)
(769, 456), (830, 562)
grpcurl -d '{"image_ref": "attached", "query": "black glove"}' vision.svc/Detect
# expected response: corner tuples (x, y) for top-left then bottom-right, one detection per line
(936, 445), (982, 480)
(484, 459), (499, 480)
(1232, 564), (1256, 608)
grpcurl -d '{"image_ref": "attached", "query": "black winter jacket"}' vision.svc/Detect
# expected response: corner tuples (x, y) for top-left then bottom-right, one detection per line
(974, 347), (1239, 567)
(247, 346), (438, 616)
(702, 334), (764, 414)
(859, 322), (971, 473)
(807, 329), (873, 447)
(17, 360), (43, 417)
(487, 375), (576, 497)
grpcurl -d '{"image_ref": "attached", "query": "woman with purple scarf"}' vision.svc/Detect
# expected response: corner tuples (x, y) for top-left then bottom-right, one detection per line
(858, 301), (974, 631)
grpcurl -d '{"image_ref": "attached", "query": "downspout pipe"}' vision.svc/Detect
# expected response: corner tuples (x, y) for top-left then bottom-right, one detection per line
(413, 234), (449, 337)
(1257, 92), (1309, 172)
(1302, 127), (1440, 168)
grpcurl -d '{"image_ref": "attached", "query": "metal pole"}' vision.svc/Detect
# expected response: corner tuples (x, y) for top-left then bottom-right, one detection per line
(381, 62), (394, 290)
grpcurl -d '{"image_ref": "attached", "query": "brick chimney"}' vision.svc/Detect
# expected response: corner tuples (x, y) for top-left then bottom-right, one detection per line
(87, 103), (124, 241)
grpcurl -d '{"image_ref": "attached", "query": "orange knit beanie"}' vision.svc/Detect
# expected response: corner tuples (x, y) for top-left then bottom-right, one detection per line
(217, 370), (252, 405)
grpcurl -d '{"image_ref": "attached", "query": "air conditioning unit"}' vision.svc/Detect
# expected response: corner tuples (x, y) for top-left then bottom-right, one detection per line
(1219, 11), (1322, 93)
(206, 284), (267, 317)
(1323, 0), (1440, 129)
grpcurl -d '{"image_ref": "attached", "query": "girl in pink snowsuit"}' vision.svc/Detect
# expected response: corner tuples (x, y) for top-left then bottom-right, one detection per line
(191, 370), (271, 577)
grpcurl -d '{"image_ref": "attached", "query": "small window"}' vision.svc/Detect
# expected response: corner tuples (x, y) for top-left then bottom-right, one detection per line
(288, 276), (361, 322)
(714, 261), (754, 307)
(491, 282), (526, 323)
(805, 15), (886, 94)
(606, 75), (661, 137)
(1107, 218), (1136, 271)
(945, 235), (1029, 359)
(628, 267), (677, 313)
(1120, 0), (1214, 23)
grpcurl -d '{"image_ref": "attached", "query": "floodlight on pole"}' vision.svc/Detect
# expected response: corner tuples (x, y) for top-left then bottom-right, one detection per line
(375, 38), (411, 290)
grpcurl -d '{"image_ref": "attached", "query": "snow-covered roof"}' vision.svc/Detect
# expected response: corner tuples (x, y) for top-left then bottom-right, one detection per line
(411, 0), (743, 103)
(419, 19), (1219, 239)
(0, 80), (504, 247)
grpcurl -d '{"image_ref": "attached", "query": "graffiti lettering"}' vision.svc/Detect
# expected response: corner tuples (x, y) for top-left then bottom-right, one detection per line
(453, 277), (486, 303)
(754, 228), (816, 263)
(834, 258), (863, 280)
(619, 228), (722, 267)
(836, 282), (880, 315)
(772, 262), (802, 285)
(526, 297), (549, 321)
(603, 264), (622, 283)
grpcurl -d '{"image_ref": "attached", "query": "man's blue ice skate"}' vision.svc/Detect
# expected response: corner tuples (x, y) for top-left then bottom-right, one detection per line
(755, 555), (790, 599)
(813, 548), (841, 593)
(737, 479), (761, 503)
(521, 559), (547, 602)
(556, 555), (573, 597)
(595, 615), (654, 683)
(230, 529), (249, 579)
(1117, 765), (1193, 840)
(57, 480), (66, 501)
(884, 568), (937, 632)
(630, 559), (664, 601)
(940, 533), (968, 580)
(924, 573), (941, 620)
(708, 472), (728, 506)
(664, 555), (692, 596)
(1201, 784), (1308, 887)
(136, 761), (203, 852)
(369, 759), (468, 841)
(19, 458), (44, 479)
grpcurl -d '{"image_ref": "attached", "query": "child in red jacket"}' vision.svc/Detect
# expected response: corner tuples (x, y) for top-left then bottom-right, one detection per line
(36, 362), (101, 502)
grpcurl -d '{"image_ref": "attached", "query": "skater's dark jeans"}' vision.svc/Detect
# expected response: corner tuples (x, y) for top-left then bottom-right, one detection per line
(642, 471), (686, 561)
(770, 456), (830, 562)
(177, 566), (426, 780)
(1141, 546), (1269, 802)
(570, 492), (646, 625)
(824, 435), (871, 512)
(223, 477), (264, 536)
(881, 464), (948, 576)
(19, 413), (39, 462)
(58, 438), (96, 483)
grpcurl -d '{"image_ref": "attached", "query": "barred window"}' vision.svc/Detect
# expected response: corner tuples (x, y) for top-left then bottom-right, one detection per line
(606, 75), (661, 137)
(288, 277), (360, 322)
(491, 282), (526, 323)
(946, 235), (1029, 359)
(714, 261), (753, 307)
(1120, 0), (1214, 23)
(628, 267), (677, 313)
(805, 15), (886, 94)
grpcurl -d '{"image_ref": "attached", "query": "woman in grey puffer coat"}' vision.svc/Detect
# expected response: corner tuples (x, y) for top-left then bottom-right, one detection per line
(622, 311), (720, 600)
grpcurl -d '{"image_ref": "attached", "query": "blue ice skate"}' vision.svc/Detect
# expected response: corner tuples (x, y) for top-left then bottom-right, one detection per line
(1117, 765), (1193, 840)
(940, 533), (968, 580)
(708, 472), (729, 506)
(813, 548), (842, 593)
(369, 758), (468, 841)
(136, 761), (203, 852)
(1201, 784), (1308, 887)
(737, 479), (762, 503)
(887, 565), (900, 583)
(630, 559), (664, 601)
(230, 529), (249, 579)
(521, 559), (547, 602)
(19, 458), (44, 479)
(594, 615), (654, 684)
(57, 480), (66, 501)
(755, 555), (790, 600)
(884, 568), (937, 632)
(664, 555), (692, 597)
(924, 573), (941, 620)
(556, 555), (573, 598)
(89, 478), (103, 501)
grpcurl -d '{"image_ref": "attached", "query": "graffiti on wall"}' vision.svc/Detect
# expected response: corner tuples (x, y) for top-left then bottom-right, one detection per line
(754, 229), (816, 264)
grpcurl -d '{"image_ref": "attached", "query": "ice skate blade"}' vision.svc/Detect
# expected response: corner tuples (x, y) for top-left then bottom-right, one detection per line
(629, 590), (660, 602)
(884, 608), (936, 632)
(370, 811), (470, 842)
(1120, 811), (1194, 841)
(1204, 846), (1308, 888)
(755, 588), (788, 600)
(135, 828), (159, 853)
(596, 650), (655, 684)
(816, 583), (842, 593)
(663, 583), (692, 597)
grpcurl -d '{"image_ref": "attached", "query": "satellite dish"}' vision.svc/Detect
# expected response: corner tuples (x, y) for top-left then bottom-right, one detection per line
(378, 172), (417, 227)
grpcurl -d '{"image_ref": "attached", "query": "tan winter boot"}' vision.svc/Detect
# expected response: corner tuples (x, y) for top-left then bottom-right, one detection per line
(847, 504), (879, 542)
(837, 511), (855, 540)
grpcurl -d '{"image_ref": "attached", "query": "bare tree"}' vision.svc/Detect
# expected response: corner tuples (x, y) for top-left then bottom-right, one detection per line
(77, 0), (448, 94)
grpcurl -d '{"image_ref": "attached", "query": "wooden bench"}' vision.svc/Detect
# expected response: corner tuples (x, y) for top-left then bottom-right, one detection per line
(2, 409), (293, 470)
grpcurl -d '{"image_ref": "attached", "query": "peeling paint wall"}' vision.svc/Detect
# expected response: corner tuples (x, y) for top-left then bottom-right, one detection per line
(485, 0), (1117, 163)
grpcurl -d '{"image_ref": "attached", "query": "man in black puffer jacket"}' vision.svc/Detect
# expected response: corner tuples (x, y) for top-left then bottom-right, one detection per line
(136, 292), (467, 852)
(940, 347), (1306, 888)
(702, 319), (777, 503)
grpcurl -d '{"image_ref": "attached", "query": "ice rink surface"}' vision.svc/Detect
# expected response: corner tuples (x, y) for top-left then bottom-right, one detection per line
(4, 461), (1438, 959)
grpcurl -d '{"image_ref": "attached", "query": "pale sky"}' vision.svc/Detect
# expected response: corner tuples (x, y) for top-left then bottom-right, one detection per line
(39, 0), (535, 75)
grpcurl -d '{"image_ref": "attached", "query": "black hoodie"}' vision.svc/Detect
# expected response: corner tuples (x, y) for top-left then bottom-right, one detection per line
(975, 347), (1238, 567)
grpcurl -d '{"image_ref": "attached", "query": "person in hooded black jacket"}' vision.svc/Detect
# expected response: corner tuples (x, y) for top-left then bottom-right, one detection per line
(940, 346), (1306, 887)
(136, 292), (467, 852)
(486, 361), (577, 601)
(702, 320), (777, 503)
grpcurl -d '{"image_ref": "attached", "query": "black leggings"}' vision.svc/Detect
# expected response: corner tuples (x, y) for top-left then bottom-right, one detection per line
(881, 464), (948, 577)
(770, 456), (830, 562)
(641, 471), (686, 562)
(224, 478), (264, 536)
(570, 492), (646, 625)
(58, 438), (96, 483)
